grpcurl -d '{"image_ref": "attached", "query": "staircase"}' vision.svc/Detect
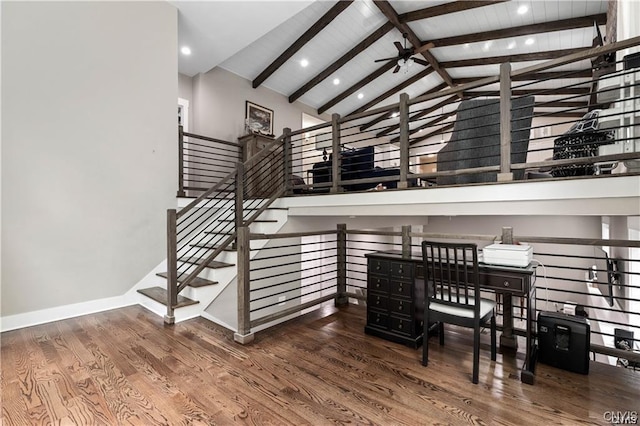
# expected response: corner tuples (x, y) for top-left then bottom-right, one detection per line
(134, 205), (288, 323)
(133, 132), (291, 325)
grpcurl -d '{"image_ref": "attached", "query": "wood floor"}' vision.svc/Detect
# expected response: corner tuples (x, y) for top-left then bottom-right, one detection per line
(2, 304), (638, 425)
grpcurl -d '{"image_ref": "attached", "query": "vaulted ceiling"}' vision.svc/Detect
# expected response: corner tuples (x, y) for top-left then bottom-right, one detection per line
(179, 0), (609, 119)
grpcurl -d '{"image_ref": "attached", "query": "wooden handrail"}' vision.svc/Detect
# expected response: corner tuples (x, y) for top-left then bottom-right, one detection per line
(183, 131), (241, 148)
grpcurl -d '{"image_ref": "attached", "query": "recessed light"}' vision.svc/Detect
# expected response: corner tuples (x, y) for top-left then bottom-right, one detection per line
(508, 41), (517, 50)
(300, 59), (309, 67)
(463, 43), (470, 49)
(357, 93), (364, 100)
(181, 46), (191, 55)
(392, 112), (399, 118)
(525, 38), (535, 46)
(333, 78), (340, 85)
(517, 5), (528, 15)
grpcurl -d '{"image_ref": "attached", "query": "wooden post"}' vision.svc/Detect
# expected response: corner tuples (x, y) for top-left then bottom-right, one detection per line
(234, 226), (254, 344)
(500, 226), (517, 349)
(399, 93), (410, 189)
(177, 126), (186, 197)
(165, 209), (178, 324)
(235, 162), (244, 231)
(401, 225), (411, 258)
(498, 62), (514, 182)
(331, 113), (342, 193)
(283, 127), (292, 195)
(335, 223), (348, 306)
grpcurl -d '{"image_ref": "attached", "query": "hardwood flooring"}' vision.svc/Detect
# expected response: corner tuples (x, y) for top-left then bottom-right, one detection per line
(2, 304), (638, 425)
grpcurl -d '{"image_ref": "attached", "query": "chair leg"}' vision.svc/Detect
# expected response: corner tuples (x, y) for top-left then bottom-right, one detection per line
(490, 312), (497, 361)
(472, 324), (480, 384)
(439, 322), (445, 346)
(422, 310), (430, 366)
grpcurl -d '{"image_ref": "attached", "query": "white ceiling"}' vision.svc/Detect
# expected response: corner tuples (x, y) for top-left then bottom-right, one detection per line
(176, 0), (607, 117)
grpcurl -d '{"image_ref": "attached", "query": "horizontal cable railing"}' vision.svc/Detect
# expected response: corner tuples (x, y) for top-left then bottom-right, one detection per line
(178, 127), (242, 197)
(283, 36), (640, 195)
(235, 224), (639, 370)
(165, 133), (289, 322)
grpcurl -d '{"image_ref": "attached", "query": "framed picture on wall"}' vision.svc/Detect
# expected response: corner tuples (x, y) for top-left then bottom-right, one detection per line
(245, 101), (274, 136)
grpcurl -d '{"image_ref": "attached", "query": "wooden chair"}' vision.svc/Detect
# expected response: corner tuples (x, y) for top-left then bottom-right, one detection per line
(421, 241), (497, 384)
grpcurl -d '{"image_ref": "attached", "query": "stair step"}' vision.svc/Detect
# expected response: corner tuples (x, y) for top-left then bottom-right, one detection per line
(137, 287), (199, 308)
(189, 242), (239, 250)
(179, 256), (234, 269)
(156, 272), (218, 288)
(219, 219), (278, 223)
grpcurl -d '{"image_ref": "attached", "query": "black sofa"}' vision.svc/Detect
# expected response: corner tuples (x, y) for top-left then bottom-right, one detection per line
(311, 146), (415, 192)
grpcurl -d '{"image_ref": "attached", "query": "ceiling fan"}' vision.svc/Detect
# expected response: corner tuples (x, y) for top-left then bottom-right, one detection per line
(374, 33), (433, 73)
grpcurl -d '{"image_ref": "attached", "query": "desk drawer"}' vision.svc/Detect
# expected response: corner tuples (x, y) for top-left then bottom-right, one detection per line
(482, 272), (525, 294)
(369, 259), (389, 275)
(390, 297), (412, 317)
(367, 311), (389, 330)
(390, 262), (412, 280)
(389, 316), (413, 336)
(390, 279), (412, 298)
(368, 275), (389, 293)
(367, 292), (389, 311)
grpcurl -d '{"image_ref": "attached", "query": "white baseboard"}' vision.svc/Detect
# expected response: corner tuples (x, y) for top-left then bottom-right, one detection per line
(0, 295), (133, 332)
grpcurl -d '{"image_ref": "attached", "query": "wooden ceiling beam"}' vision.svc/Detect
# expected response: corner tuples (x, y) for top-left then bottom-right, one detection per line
(374, 1), (454, 87)
(358, 83), (448, 132)
(463, 87), (591, 97)
(288, 21), (395, 103)
(378, 95), (459, 137)
(452, 70), (593, 84)
(347, 67), (434, 116)
(440, 46), (587, 68)
(398, 1), (507, 23)
(429, 14), (606, 48)
(252, 0), (353, 89)
(410, 122), (455, 146)
(317, 61), (396, 114)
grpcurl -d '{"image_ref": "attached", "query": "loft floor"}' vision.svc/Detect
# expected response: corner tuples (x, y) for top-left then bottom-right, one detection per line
(2, 304), (637, 424)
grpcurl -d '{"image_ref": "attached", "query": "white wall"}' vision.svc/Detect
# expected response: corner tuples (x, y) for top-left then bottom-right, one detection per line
(1, 2), (177, 317)
(190, 66), (328, 143)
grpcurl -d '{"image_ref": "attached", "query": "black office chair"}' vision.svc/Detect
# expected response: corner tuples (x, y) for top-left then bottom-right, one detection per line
(421, 241), (497, 384)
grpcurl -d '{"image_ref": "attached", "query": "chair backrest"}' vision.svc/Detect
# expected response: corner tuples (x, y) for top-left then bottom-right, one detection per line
(422, 241), (481, 314)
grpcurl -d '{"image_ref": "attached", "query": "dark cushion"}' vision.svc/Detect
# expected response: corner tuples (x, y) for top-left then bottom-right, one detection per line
(550, 131), (614, 177)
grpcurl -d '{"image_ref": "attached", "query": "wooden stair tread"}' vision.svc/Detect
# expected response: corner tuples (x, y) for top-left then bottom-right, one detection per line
(219, 219), (278, 223)
(137, 287), (199, 308)
(179, 257), (234, 269)
(156, 272), (218, 288)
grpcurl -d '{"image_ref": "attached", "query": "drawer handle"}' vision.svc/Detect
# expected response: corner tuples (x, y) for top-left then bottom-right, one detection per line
(376, 265), (381, 270)
(503, 281), (510, 287)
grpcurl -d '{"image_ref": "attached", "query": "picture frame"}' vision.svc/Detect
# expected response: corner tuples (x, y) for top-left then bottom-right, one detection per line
(245, 101), (274, 136)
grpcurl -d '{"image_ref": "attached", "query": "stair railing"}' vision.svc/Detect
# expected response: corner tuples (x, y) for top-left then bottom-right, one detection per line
(165, 130), (291, 323)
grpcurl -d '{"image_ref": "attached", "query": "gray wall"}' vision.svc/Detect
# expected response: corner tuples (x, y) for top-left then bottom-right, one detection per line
(1, 1), (178, 316)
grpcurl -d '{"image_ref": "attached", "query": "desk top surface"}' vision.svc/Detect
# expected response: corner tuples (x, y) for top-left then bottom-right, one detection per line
(365, 250), (537, 275)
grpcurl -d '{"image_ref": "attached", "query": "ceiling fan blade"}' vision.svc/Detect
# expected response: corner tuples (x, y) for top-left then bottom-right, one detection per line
(413, 58), (430, 67)
(412, 42), (434, 55)
(374, 57), (398, 62)
(393, 65), (401, 73)
(394, 41), (404, 53)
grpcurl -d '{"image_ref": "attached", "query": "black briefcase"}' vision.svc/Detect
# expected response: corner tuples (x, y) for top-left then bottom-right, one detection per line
(538, 311), (590, 374)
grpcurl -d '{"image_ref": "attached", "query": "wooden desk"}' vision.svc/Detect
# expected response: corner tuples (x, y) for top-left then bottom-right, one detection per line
(364, 250), (537, 384)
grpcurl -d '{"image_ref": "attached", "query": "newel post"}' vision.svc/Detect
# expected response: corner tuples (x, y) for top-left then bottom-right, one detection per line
(234, 226), (254, 344)
(331, 113), (342, 193)
(165, 209), (178, 324)
(177, 126), (186, 197)
(498, 62), (513, 182)
(283, 127), (292, 195)
(399, 93), (410, 189)
(335, 223), (348, 307)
